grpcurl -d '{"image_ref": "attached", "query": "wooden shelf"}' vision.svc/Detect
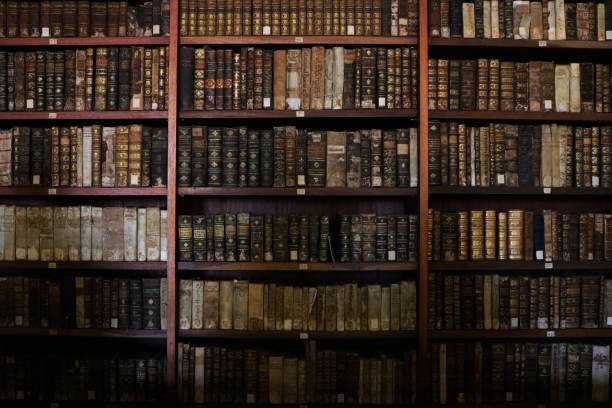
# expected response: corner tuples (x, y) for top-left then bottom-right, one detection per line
(430, 38), (612, 50)
(429, 186), (612, 196)
(428, 110), (612, 122)
(429, 260), (612, 271)
(181, 35), (418, 45)
(429, 404), (611, 408)
(179, 329), (416, 340)
(0, 187), (168, 197)
(0, 111), (168, 120)
(0, 261), (167, 271)
(179, 109), (417, 119)
(0, 328), (166, 338)
(429, 329), (612, 339)
(179, 262), (418, 271)
(0, 37), (170, 46)
(179, 187), (418, 197)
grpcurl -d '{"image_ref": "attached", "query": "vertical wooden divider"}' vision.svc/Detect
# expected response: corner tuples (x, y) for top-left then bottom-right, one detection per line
(417, 0), (430, 404)
(166, 0), (179, 394)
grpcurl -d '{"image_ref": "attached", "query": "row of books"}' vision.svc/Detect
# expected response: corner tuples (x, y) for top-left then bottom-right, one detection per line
(0, 0), (171, 38)
(179, 46), (418, 111)
(427, 209), (612, 262)
(0, 125), (168, 188)
(0, 206), (167, 262)
(0, 47), (168, 112)
(428, 122), (612, 188)
(0, 354), (166, 402)
(178, 343), (416, 405)
(178, 280), (417, 331)
(428, 273), (612, 330)
(0, 276), (167, 330)
(428, 59), (610, 113)
(179, 0), (418, 37)
(178, 213), (418, 263)
(431, 342), (612, 404)
(429, 0), (612, 40)
(177, 126), (418, 188)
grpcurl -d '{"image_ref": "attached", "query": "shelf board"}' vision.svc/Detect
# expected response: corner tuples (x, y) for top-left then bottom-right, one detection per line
(429, 329), (612, 340)
(179, 262), (418, 271)
(428, 110), (612, 122)
(180, 109), (417, 119)
(0, 187), (168, 197)
(0, 111), (168, 120)
(179, 329), (416, 340)
(429, 186), (612, 196)
(0, 37), (170, 46)
(181, 35), (417, 45)
(429, 38), (612, 50)
(0, 328), (166, 338)
(0, 261), (167, 271)
(179, 187), (418, 197)
(429, 260), (612, 271)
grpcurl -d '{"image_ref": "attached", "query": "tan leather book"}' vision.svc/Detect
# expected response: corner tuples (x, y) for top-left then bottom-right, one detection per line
(307, 286), (317, 330)
(324, 48), (334, 109)
(39, 207), (54, 262)
(284, 285), (294, 330)
(137, 208), (147, 261)
(194, 347), (205, 403)
(160, 209), (168, 261)
(551, 124), (561, 186)
(233, 280), (248, 330)
(203, 280), (219, 329)
(513, 0), (531, 39)
(76, 206), (90, 261)
(300, 48), (311, 110)
(554, 0), (565, 40)
(191, 279), (204, 329)
(483, 0), (492, 38)
(293, 285), (303, 330)
(508, 209), (524, 260)
(557, 124), (568, 187)
(332, 47), (344, 109)
(597, 3), (606, 40)
(491, 0), (500, 38)
(248, 282), (264, 330)
(264, 282), (275, 330)
(91, 207), (103, 261)
(367, 284), (381, 331)
(497, 211), (508, 260)
(310, 46), (326, 110)
(389, 283), (400, 331)
(26, 207), (40, 261)
(128, 124), (142, 187)
(282, 357), (298, 403)
(380, 286), (390, 331)
(462, 2), (476, 38)
(102, 207), (124, 261)
(344, 283), (358, 331)
(101, 127), (115, 187)
(528, 61), (542, 111)
(483, 274), (492, 329)
(146, 207), (161, 261)
(547, 1), (556, 39)
(115, 125), (129, 187)
(530, 1), (543, 39)
(569, 63), (581, 112)
(491, 273), (500, 329)
(273, 50), (286, 110)
(123, 207), (137, 262)
(326, 131), (347, 187)
(554, 64), (570, 112)
(324, 285), (336, 331)
(52, 206), (67, 261)
(219, 280), (234, 330)
(286, 49), (301, 110)
(269, 355), (284, 404)
(179, 279), (192, 329)
(336, 284), (344, 331)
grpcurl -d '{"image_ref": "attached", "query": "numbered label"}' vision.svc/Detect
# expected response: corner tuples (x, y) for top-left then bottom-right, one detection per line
(49, 38), (58, 45)
(545, 262), (553, 269)
(296, 110), (305, 117)
(294, 36), (304, 43)
(299, 263), (308, 270)
(297, 188), (306, 195)
(546, 330), (555, 337)
(543, 187), (551, 194)
(299, 332), (309, 339)
(48, 188), (57, 195)
(538, 41), (547, 47)
(48, 113), (57, 119)
(48, 262), (57, 269)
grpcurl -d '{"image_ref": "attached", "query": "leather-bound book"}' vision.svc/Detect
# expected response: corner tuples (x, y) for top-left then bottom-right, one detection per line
(115, 47), (130, 111)
(130, 47), (145, 110)
(206, 127), (222, 186)
(448, 59), (460, 110)
(222, 128), (238, 187)
(254, 48), (264, 109)
(307, 131), (326, 187)
(284, 126), (296, 187)
(224, 213), (237, 262)
(487, 59), (500, 111)
(223, 49), (233, 110)
(360, 130), (372, 187)
(459, 60), (476, 110)
(142, 47), (154, 110)
(190, 126), (206, 187)
(273, 127), (286, 187)
(326, 131), (347, 187)
(513, 62), (529, 112)
(286, 49), (302, 110)
(428, 121), (441, 185)
(435, 59), (448, 110)
(52, 51), (64, 111)
(179, 47), (194, 111)
(504, 125), (519, 186)
(90, 1), (107, 37)
(476, 59), (488, 111)
(138, 127), (151, 187)
(24, 52), (36, 112)
(62, 49), (76, 111)
(93, 48), (108, 111)
(247, 130), (260, 187)
(397, 129), (411, 187)
(192, 215), (207, 261)
(151, 128), (167, 187)
(113, 125), (129, 187)
(499, 61), (514, 112)
(580, 62), (594, 112)
(30, 128), (43, 186)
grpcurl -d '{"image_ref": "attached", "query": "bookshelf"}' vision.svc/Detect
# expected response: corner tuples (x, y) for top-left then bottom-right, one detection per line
(0, 0), (611, 406)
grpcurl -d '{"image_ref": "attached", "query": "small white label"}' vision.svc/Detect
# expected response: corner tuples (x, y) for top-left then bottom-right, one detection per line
(26, 99), (34, 109)
(263, 97), (271, 108)
(606, 31), (612, 40)
(151, 102), (158, 110)
(111, 318), (118, 328)
(519, 27), (527, 36)
(88, 391), (95, 400)
(511, 317), (519, 327)
(263, 26), (271, 35)
(297, 188), (306, 195)
(543, 187), (551, 194)
(296, 110), (305, 117)
(153, 25), (161, 35)
(42, 27), (50, 37)
(545, 100), (553, 110)
(130, 175), (139, 185)
(347, 25), (355, 35)
(33, 175), (40, 185)
(607, 317), (612, 326)
(48, 262), (57, 269)
(290, 250), (298, 261)
(299, 263), (308, 270)
(538, 40), (547, 47)
(49, 38), (57, 45)
(48, 188), (57, 195)
(132, 97), (141, 108)
(545, 262), (553, 269)
(388, 250), (396, 261)
(536, 250), (544, 260)
(48, 112), (57, 119)
(546, 330), (555, 337)
(593, 176), (600, 187)
(497, 174), (505, 185)
(294, 36), (304, 43)
(299, 332), (309, 339)
(297, 175), (306, 185)
(378, 97), (386, 107)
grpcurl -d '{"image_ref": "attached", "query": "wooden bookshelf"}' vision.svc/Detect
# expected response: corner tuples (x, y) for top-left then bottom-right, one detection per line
(428, 260), (612, 271)
(179, 187), (418, 197)
(181, 36), (418, 45)
(179, 109), (418, 119)
(0, 37), (170, 47)
(0, 111), (168, 120)
(429, 329), (612, 339)
(0, 187), (168, 196)
(429, 186), (612, 196)
(178, 262), (419, 272)
(428, 110), (612, 122)
(430, 38), (612, 50)
(0, 328), (167, 338)
(0, 261), (167, 271)
(179, 330), (417, 340)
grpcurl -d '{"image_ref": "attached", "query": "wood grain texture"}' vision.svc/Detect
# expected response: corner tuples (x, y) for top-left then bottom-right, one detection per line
(430, 38), (612, 50)
(0, 112), (168, 120)
(0, 37), (170, 47)
(429, 187), (612, 196)
(430, 329), (612, 339)
(429, 261), (612, 271)
(180, 109), (418, 119)
(429, 110), (612, 121)
(179, 262), (419, 271)
(0, 328), (166, 338)
(181, 36), (418, 45)
(0, 187), (167, 196)
(179, 187), (418, 197)
(0, 261), (166, 270)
